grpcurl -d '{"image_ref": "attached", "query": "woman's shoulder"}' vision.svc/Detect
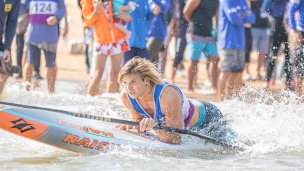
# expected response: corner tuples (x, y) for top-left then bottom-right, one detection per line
(161, 85), (183, 100)
(120, 89), (129, 101)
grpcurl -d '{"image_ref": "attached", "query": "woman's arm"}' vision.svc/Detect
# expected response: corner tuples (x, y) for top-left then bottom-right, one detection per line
(156, 86), (184, 144)
(183, 0), (200, 23)
(80, 0), (102, 27)
(116, 89), (143, 130)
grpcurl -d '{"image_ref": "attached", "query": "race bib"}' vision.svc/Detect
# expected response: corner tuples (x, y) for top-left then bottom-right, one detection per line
(29, 1), (58, 15)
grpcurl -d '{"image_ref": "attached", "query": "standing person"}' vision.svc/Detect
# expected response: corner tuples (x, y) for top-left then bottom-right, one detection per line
(122, 0), (160, 65)
(146, 0), (172, 68)
(217, 0), (255, 101)
(112, 0), (137, 40)
(171, 0), (188, 84)
(288, 0), (304, 96)
(15, 9), (47, 80)
(21, 0), (66, 94)
(116, 57), (237, 144)
(0, 0), (21, 93)
(263, 0), (292, 90)
(82, 0), (130, 95)
(78, 0), (93, 74)
(15, 10), (28, 79)
(183, 0), (219, 93)
(250, 0), (270, 81)
(243, 0), (253, 81)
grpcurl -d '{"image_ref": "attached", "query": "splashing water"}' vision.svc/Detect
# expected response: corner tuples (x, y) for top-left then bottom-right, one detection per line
(1, 81), (304, 170)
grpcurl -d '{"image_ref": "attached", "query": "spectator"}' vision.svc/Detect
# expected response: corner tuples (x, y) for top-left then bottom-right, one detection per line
(146, 0), (172, 69)
(243, 0), (253, 81)
(288, 0), (304, 96)
(250, 0), (270, 81)
(21, 0), (66, 94)
(183, 0), (220, 93)
(263, 0), (292, 90)
(15, 10), (28, 79)
(0, 0), (21, 93)
(122, 0), (160, 65)
(171, 0), (188, 84)
(217, 0), (255, 101)
(82, 0), (130, 95)
(112, 0), (137, 40)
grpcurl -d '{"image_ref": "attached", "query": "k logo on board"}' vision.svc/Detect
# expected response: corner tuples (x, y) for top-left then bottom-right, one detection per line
(11, 118), (35, 133)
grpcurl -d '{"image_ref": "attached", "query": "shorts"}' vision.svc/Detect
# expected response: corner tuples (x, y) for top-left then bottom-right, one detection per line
(219, 49), (245, 73)
(93, 38), (130, 56)
(251, 28), (270, 54)
(187, 40), (218, 61)
(190, 100), (237, 143)
(26, 42), (57, 67)
(114, 18), (127, 25)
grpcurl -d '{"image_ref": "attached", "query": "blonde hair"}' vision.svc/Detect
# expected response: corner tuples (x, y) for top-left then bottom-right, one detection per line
(118, 57), (163, 85)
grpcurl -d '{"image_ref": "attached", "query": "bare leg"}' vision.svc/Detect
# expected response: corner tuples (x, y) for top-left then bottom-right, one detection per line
(171, 67), (177, 84)
(233, 72), (243, 99)
(0, 74), (9, 94)
(46, 66), (57, 94)
(243, 62), (250, 79)
(226, 73), (236, 100)
(114, 23), (131, 40)
(23, 63), (34, 91)
(22, 51), (26, 78)
(295, 76), (304, 97)
(209, 56), (219, 90)
(107, 52), (124, 93)
(87, 54), (108, 96)
(188, 60), (198, 91)
(218, 71), (232, 101)
(256, 52), (265, 79)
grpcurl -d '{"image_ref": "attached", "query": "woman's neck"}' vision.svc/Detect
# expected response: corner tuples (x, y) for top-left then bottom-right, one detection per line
(138, 84), (154, 102)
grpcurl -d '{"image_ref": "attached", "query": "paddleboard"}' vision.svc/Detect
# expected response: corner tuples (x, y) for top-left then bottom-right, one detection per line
(0, 107), (205, 154)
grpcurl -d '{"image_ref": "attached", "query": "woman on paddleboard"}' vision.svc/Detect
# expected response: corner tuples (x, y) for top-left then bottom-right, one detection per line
(116, 57), (236, 144)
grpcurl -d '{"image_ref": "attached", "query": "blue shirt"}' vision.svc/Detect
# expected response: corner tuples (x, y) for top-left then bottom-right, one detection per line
(146, 0), (172, 41)
(126, 0), (155, 48)
(218, 0), (256, 50)
(20, 0), (66, 42)
(263, 0), (289, 18)
(288, 0), (304, 31)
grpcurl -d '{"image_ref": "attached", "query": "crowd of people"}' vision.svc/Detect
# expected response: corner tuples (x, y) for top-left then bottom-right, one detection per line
(0, 0), (303, 144)
(0, 0), (304, 100)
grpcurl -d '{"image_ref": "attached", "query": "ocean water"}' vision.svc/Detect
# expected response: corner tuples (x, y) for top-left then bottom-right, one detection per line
(0, 80), (304, 171)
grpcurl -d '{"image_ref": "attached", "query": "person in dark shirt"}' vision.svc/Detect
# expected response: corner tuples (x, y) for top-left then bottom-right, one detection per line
(0, 0), (21, 93)
(250, 0), (270, 80)
(183, 0), (219, 93)
(171, 0), (188, 84)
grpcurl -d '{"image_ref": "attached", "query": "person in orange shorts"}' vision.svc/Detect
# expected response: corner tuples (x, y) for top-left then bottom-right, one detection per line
(81, 0), (130, 95)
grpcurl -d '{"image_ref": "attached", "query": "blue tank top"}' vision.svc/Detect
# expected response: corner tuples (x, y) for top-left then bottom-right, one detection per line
(127, 82), (194, 127)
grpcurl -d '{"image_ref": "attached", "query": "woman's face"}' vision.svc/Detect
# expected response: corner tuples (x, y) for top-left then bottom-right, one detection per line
(121, 74), (146, 98)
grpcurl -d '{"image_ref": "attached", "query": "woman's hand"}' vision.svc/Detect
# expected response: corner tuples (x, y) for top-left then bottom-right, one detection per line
(152, 5), (160, 15)
(93, 0), (103, 16)
(139, 118), (158, 132)
(46, 16), (58, 25)
(115, 124), (137, 131)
